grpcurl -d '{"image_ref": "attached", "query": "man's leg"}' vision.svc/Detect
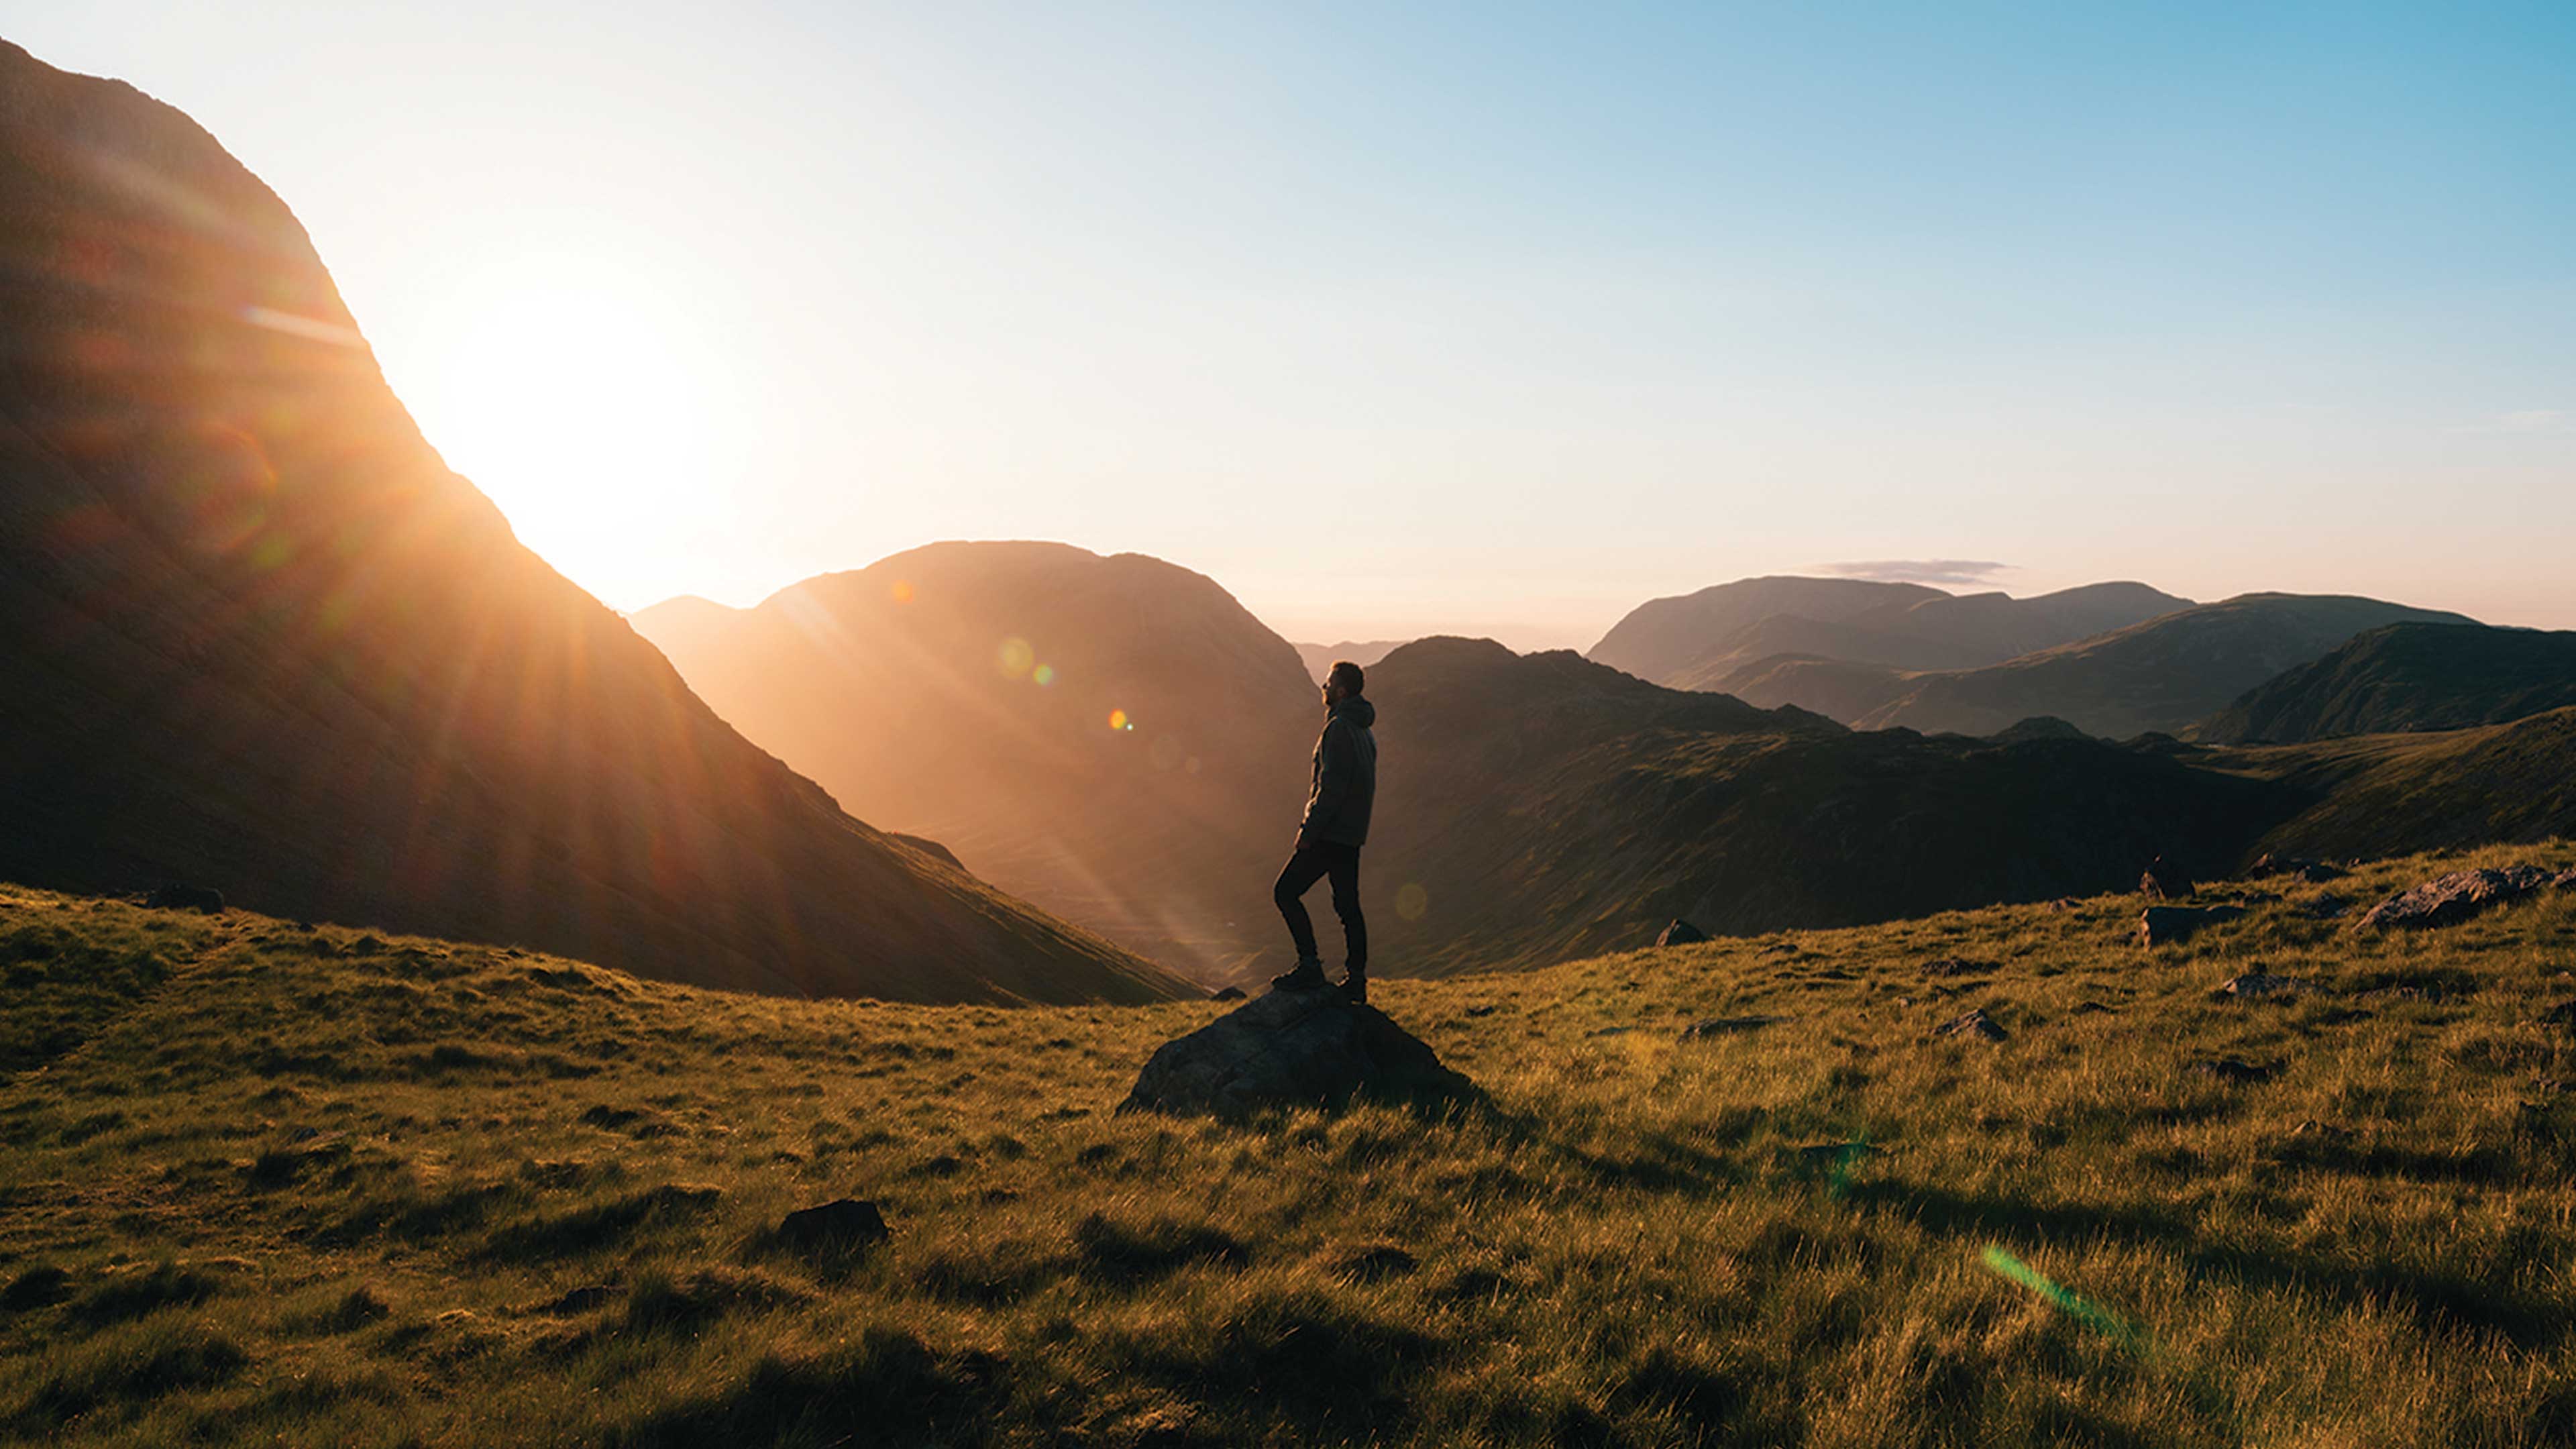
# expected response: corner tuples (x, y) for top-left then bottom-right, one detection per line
(1326, 845), (1367, 1001)
(1269, 847), (1332, 989)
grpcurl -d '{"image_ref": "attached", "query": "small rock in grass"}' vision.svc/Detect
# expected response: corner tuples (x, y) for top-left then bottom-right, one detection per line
(1678, 1016), (1787, 1039)
(1655, 919), (1709, 947)
(2191, 1057), (2275, 1084)
(2137, 904), (2246, 946)
(543, 1284), (619, 1316)
(1921, 957), (1988, 978)
(1937, 1008), (2006, 1042)
(773, 1199), (890, 1256)
(1462, 1004), (1499, 1018)
(2213, 972), (2311, 1001)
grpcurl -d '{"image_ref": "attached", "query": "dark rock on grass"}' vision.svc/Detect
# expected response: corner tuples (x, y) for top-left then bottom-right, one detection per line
(1210, 985), (1247, 1002)
(2301, 893), (2351, 920)
(2139, 856), (2196, 900)
(1, 1264), (70, 1311)
(1678, 1016), (1787, 1040)
(2542, 1001), (2576, 1030)
(541, 1284), (619, 1316)
(1655, 919), (1709, 947)
(144, 882), (224, 913)
(2137, 904), (2246, 946)
(2359, 865), (2559, 931)
(1120, 988), (1479, 1118)
(2214, 972), (2312, 1001)
(2250, 853), (2347, 883)
(2191, 1057), (2275, 1085)
(2557, 868), (2576, 892)
(773, 1199), (890, 1259)
(1921, 957), (1990, 978)
(1331, 1244), (1418, 1283)
(1936, 1008), (2006, 1042)
(1462, 1004), (1499, 1018)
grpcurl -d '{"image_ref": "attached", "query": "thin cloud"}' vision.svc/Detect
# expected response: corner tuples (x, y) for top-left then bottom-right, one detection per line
(1817, 559), (2013, 588)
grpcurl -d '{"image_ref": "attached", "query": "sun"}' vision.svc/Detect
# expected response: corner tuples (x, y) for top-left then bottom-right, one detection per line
(376, 252), (733, 608)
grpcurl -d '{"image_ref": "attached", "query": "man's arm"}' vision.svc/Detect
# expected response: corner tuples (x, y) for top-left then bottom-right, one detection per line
(1300, 718), (1353, 846)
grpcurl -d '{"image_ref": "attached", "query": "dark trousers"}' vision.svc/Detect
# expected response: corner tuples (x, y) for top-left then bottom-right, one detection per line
(1274, 841), (1366, 970)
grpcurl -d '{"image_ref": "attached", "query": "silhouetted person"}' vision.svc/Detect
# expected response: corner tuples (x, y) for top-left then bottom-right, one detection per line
(1271, 659), (1377, 1002)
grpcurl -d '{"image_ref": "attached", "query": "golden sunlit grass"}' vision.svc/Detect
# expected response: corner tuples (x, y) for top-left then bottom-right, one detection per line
(5, 847), (2576, 1446)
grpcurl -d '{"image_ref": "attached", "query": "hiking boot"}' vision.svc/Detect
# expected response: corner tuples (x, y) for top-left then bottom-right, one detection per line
(1269, 958), (1328, 992)
(1338, 968), (1368, 1005)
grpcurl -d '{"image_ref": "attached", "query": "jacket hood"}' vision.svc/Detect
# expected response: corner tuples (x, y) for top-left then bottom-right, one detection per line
(1331, 695), (1377, 729)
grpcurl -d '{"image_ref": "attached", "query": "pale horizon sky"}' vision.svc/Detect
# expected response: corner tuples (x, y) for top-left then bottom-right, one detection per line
(13, 3), (2574, 650)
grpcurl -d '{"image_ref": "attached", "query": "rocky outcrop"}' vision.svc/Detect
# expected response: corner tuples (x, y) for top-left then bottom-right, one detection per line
(1654, 919), (1709, 947)
(2139, 856), (2196, 900)
(2137, 904), (2244, 946)
(1936, 1008), (2006, 1042)
(2356, 865), (2559, 931)
(1121, 989), (1477, 1118)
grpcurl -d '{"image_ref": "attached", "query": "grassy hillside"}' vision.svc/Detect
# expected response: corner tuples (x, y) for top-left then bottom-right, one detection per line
(9, 850), (2576, 1446)
(2217, 707), (2576, 863)
(0, 43), (1177, 1007)
(2196, 623), (2576, 745)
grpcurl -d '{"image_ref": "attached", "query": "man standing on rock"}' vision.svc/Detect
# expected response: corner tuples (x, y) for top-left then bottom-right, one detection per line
(1271, 659), (1377, 1002)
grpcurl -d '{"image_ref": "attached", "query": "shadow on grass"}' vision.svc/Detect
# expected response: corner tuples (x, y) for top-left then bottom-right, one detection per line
(1851, 1177), (2569, 1349)
(604, 1326), (1016, 1449)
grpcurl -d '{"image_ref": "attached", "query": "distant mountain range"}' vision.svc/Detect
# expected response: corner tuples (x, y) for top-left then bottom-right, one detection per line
(635, 543), (1318, 979)
(1688, 591), (2475, 739)
(1357, 638), (2295, 974)
(2195, 623), (2576, 744)
(0, 42), (1181, 1006)
(1590, 576), (2194, 689)
(1293, 640), (1409, 684)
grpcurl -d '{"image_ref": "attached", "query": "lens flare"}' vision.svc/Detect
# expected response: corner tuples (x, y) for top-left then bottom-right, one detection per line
(1108, 709), (1132, 731)
(998, 637), (1034, 679)
(890, 579), (915, 604)
(1032, 664), (1055, 687)
(1396, 883), (1430, 920)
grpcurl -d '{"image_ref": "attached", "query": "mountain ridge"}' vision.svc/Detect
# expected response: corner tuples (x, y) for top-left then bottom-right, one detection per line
(0, 40), (1181, 1006)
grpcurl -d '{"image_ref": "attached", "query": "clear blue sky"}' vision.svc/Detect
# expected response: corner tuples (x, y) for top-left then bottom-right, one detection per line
(15, 2), (2575, 645)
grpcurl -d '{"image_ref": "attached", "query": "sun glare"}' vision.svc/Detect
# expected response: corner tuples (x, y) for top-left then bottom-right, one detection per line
(380, 256), (734, 608)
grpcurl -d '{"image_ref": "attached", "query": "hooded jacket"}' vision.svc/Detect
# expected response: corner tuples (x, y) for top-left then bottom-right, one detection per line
(1299, 694), (1378, 847)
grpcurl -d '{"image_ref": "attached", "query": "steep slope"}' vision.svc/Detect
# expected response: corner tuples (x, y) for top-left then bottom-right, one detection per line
(1362, 639), (2294, 974)
(1668, 580), (2193, 690)
(2218, 706), (2576, 861)
(634, 543), (1318, 979)
(0, 42), (1180, 1006)
(1587, 576), (1943, 684)
(2196, 623), (2576, 744)
(1736, 594), (2475, 737)
(1294, 639), (1408, 684)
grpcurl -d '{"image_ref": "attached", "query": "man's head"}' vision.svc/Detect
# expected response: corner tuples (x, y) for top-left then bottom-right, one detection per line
(1323, 659), (1365, 706)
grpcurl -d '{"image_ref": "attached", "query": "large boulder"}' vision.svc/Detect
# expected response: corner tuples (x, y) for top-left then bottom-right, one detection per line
(2137, 904), (2245, 946)
(2357, 865), (2559, 931)
(1121, 990), (1478, 1118)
